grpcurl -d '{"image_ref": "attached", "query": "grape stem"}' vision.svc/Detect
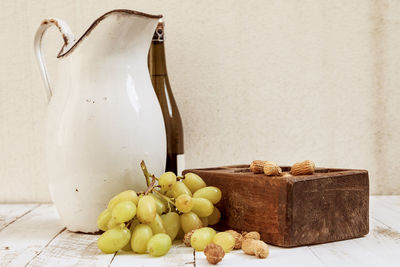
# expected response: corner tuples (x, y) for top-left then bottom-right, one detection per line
(140, 160), (176, 211)
(153, 190), (176, 209)
(140, 160), (152, 187)
(126, 219), (133, 229)
(144, 175), (157, 195)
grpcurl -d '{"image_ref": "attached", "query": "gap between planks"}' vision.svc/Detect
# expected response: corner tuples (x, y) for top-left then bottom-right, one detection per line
(0, 204), (40, 232)
(108, 252), (117, 267)
(0, 204), (65, 266)
(24, 227), (67, 267)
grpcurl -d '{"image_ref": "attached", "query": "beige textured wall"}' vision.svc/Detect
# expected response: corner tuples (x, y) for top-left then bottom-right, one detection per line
(0, 0), (399, 202)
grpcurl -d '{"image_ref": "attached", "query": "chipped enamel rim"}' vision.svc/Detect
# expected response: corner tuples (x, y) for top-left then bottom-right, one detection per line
(41, 9), (162, 58)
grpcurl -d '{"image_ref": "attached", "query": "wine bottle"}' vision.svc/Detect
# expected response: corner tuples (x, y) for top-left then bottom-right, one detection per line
(148, 20), (185, 175)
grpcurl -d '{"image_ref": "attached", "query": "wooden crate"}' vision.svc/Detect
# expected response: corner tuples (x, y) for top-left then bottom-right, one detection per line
(183, 165), (369, 247)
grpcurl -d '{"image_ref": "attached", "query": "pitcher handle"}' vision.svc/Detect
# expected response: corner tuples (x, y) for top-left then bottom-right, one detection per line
(34, 18), (75, 102)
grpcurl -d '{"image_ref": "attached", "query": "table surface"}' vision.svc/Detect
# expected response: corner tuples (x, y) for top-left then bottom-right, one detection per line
(0, 196), (399, 267)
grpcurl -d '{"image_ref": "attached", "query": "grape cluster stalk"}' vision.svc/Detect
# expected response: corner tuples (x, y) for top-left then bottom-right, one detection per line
(96, 161), (223, 257)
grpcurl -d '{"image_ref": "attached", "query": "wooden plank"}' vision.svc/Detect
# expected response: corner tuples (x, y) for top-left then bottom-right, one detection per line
(26, 231), (113, 267)
(307, 217), (400, 267)
(195, 245), (323, 267)
(0, 204), (39, 231)
(375, 195), (400, 206)
(370, 196), (400, 210)
(370, 196), (400, 231)
(110, 241), (194, 267)
(0, 204), (65, 266)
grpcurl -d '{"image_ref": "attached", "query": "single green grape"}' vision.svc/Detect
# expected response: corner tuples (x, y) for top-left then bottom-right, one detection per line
(147, 233), (172, 257)
(175, 194), (193, 213)
(131, 224), (153, 254)
(149, 214), (166, 234)
(193, 186), (222, 204)
(183, 173), (206, 193)
(180, 212), (203, 233)
(171, 181), (192, 198)
(107, 190), (139, 210)
(213, 232), (235, 252)
(151, 193), (167, 215)
(97, 224), (131, 254)
(207, 207), (221, 225)
(158, 172), (177, 192)
(137, 195), (156, 224)
(190, 227), (216, 251)
(200, 216), (208, 227)
(161, 212), (180, 240)
(97, 209), (111, 231)
(191, 197), (214, 217)
(112, 201), (136, 223)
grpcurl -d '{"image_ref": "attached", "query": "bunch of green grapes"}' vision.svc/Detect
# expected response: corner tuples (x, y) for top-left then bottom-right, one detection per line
(96, 161), (222, 257)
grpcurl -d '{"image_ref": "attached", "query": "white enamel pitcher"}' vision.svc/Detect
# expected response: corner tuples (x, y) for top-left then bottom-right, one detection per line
(34, 10), (166, 232)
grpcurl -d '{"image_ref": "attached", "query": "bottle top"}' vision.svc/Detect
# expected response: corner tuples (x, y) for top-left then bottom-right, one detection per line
(152, 19), (164, 42)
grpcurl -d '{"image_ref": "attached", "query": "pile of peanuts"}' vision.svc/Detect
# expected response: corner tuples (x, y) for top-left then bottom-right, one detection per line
(250, 160), (315, 176)
(186, 230), (268, 265)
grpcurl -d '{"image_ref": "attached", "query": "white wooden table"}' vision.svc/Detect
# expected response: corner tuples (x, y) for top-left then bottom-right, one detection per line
(0, 196), (399, 267)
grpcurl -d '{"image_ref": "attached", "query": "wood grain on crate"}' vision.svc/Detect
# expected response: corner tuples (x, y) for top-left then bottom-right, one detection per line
(183, 166), (369, 247)
(0, 197), (399, 267)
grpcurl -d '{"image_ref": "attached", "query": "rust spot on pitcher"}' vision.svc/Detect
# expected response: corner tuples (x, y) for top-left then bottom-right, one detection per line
(41, 18), (70, 46)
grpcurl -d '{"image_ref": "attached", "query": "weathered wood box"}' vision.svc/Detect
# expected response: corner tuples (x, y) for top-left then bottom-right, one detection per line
(183, 165), (369, 247)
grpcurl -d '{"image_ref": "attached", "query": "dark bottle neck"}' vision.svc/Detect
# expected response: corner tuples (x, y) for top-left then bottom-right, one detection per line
(148, 23), (168, 76)
(148, 41), (168, 76)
